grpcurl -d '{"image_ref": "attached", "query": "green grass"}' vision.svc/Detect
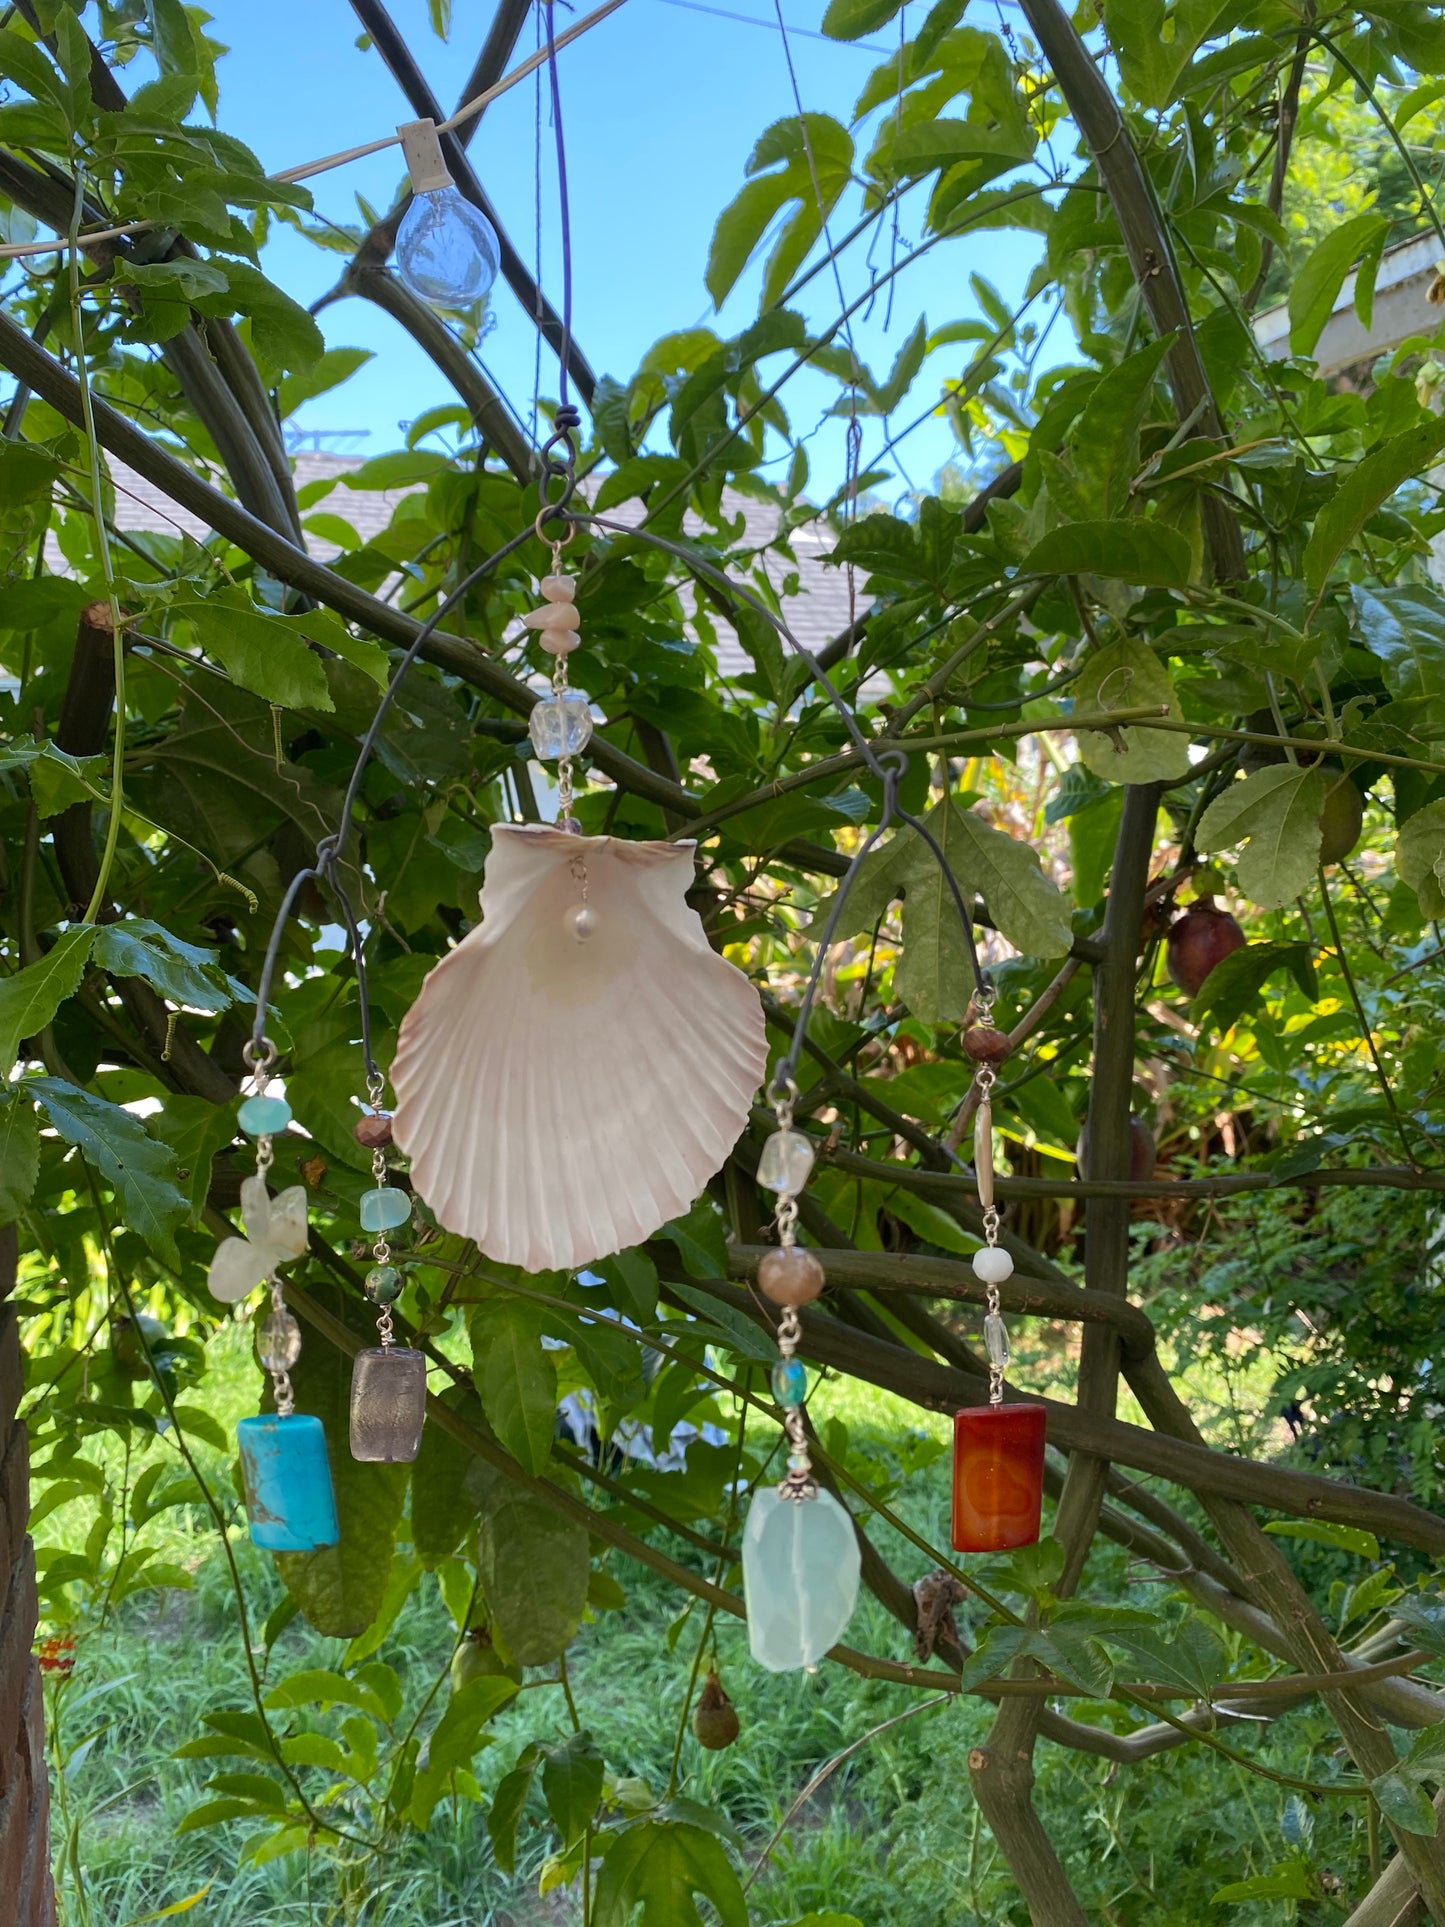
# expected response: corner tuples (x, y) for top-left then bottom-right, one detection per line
(37, 1324), (1380, 1926)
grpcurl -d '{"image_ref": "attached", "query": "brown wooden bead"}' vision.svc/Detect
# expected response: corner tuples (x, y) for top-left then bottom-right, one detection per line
(354, 1111), (395, 1149)
(757, 1246), (825, 1308)
(962, 1025), (1012, 1066)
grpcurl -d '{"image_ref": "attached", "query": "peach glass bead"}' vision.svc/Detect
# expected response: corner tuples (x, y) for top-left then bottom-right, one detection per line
(757, 1246), (825, 1308)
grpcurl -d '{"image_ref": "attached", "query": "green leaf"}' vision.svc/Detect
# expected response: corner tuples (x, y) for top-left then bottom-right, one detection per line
(542, 1730), (605, 1848)
(91, 918), (238, 1012)
(146, 0), (201, 74)
(818, 796), (1071, 1018)
(1289, 214), (1390, 356)
(1020, 521), (1192, 587)
(411, 1386), (487, 1568)
(1034, 1625), (1114, 1697)
(595, 1249), (659, 1322)
(1191, 941), (1318, 1038)
(0, 926), (97, 1070)
(1353, 584), (1445, 704)
(1108, 1618), (1226, 1698)
(1196, 766), (1330, 909)
(274, 1286), (407, 1637)
(1211, 1865), (1317, 1903)
(594, 1819), (748, 1927)
(1396, 799), (1445, 919)
(214, 259), (324, 373)
(410, 1675), (518, 1829)
(478, 1491), (590, 1668)
(661, 1197), (729, 1279)
(706, 116), (853, 308)
(341, 450), (451, 490)
(0, 440), (61, 507)
(665, 1280), (778, 1362)
(1072, 637), (1192, 784)
(1394, 1594), (1445, 1658)
(1304, 417), (1445, 601)
(171, 592), (332, 712)
(470, 1297), (557, 1476)
(1067, 337), (1173, 517)
(31, 1077), (188, 1265)
(822, 0), (903, 35)
(1104, 0), (1231, 107)
(0, 1092), (39, 1224)
(263, 1668), (389, 1721)
(1373, 1770), (1439, 1836)
(488, 1743), (543, 1874)
(1263, 1519), (1381, 1561)
(145, 1095), (237, 1222)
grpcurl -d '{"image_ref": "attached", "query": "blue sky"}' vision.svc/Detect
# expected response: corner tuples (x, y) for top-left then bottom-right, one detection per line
(212, 0), (1057, 502)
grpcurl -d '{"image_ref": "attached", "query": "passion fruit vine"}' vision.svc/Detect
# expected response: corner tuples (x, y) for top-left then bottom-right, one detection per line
(1165, 899), (1246, 997)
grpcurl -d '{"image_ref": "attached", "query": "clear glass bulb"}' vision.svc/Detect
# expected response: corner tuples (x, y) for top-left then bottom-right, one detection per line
(395, 187), (500, 309)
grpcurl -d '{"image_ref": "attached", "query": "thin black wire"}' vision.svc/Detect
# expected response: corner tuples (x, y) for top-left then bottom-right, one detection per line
(544, 0), (573, 413)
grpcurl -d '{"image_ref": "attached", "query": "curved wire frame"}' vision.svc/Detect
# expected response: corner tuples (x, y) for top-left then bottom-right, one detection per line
(245, 446), (993, 1107)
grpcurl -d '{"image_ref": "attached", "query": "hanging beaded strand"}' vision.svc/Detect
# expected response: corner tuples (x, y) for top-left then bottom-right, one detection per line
(525, 538), (593, 823)
(743, 1080), (861, 1673)
(755, 1081), (824, 1499)
(525, 411), (593, 824)
(210, 1038), (339, 1552)
(350, 1069), (427, 1462)
(965, 988), (1015, 1401)
(952, 992), (1047, 1554)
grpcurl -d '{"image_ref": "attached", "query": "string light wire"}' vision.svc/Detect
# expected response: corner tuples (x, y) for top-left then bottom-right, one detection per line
(0, 0), (627, 263)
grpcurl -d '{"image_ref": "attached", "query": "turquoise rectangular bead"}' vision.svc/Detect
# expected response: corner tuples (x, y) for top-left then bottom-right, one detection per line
(237, 1414), (340, 1551)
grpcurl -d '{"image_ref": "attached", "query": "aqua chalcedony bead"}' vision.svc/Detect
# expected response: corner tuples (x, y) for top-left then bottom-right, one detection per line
(236, 1413), (339, 1551)
(742, 1486), (861, 1672)
(359, 1187), (412, 1233)
(238, 1094), (292, 1136)
(771, 1357), (808, 1407)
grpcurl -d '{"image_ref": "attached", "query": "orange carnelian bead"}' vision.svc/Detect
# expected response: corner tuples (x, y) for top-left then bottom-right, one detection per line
(951, 1403), (1047, 1553)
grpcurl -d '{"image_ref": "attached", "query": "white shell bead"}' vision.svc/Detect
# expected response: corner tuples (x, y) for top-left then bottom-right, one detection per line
(523, 604), (580, 633)
(972, 1245), (1014, 1285)
(540, 573), (576, 603)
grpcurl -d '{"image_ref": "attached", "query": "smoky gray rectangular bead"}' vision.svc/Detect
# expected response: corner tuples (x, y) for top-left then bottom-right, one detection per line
(349, 1347), (427, 1463)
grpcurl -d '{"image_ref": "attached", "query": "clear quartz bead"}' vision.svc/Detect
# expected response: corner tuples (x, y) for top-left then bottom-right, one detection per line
(528, 692), (594, 760)
(757, 1128), (815, 1194)
(257, 1307), (302, 1372)
(983, 1312), (1010, 1368)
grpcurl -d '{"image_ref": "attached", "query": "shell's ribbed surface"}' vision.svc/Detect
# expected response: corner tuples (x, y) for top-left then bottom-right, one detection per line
(392, 825), (768, 1272)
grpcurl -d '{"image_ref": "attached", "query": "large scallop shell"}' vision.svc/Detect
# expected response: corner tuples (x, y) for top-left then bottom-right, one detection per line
(391, 824), (767, 1272)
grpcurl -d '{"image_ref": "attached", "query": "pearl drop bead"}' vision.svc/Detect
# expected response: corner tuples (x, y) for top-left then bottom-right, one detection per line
(972, 1246), (1014, 1285)
(564, 903), (595, 942)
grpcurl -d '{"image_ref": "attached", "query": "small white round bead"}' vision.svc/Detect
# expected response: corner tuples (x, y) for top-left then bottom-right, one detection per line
(972, 1246), (1014, 1285)
(564, 903), (595, 942)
